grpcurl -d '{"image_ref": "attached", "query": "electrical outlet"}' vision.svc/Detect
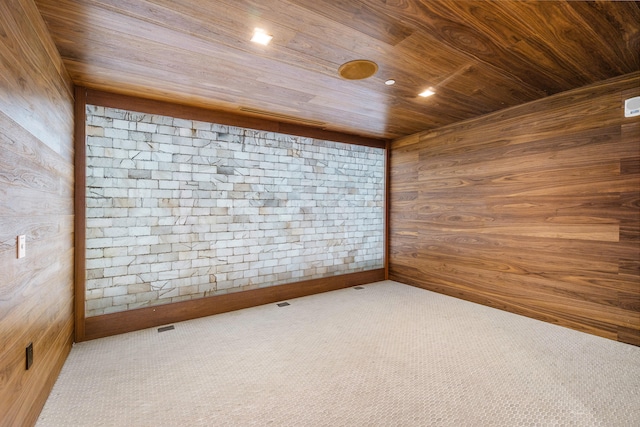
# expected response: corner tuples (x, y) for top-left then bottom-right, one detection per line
(17, 235), (26, 259)
(26, 343), (33, 370)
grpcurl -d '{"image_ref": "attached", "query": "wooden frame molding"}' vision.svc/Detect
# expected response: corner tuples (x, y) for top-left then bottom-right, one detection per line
(384, 140), (391, 280)
(74, 86), (87, 341)
(75, 87), (388, 341)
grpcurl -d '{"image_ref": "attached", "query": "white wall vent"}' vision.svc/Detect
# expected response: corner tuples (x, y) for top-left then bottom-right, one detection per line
(624, 96), (640, 118)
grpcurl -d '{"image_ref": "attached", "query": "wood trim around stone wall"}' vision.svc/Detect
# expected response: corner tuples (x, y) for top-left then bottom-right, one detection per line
(75, 88), (388, 341)
(74, 86), (87, 342)
(384, 140), (391, 280)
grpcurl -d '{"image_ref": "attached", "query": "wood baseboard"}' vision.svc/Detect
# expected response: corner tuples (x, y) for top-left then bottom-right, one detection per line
(82, 269), (384, 341)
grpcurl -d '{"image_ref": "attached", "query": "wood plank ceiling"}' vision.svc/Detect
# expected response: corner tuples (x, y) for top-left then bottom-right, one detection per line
(35, 0), (639, 139)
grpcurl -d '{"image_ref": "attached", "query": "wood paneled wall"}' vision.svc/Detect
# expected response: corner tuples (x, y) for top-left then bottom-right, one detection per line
(0, 0), (75, 425)
(389, 73), (640, 345)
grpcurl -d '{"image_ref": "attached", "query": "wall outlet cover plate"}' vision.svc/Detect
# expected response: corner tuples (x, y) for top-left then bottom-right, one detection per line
(26, 343), (33, 370)
(17, 235), (26, 259)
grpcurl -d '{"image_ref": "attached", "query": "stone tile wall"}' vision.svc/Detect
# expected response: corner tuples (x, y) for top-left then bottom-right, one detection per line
(85, 105), (384, 316)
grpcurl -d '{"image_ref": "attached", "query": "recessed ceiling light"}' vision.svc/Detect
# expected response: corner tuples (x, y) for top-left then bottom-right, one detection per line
(385, 79), (396, 86)
(419, 88), (436, 97)
(251, 28), (273, 46)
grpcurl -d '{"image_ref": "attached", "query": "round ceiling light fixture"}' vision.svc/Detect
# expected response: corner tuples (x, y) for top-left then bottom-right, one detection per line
(338, 59), (378, 80)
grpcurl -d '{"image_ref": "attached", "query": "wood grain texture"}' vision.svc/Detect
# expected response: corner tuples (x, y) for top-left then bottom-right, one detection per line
(74, 87), (87, 342)
(34, 0), (640, 139)
(0, 0), (74, 425)
(83, 269), (385, 341)
(389, 73), (640, 346)
(384, 140), (391, 280)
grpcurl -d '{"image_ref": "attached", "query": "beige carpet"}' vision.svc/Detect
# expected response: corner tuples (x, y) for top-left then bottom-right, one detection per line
(37, 280), (639, 426)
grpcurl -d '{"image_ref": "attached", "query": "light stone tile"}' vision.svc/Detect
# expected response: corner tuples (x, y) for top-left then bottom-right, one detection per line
(158, 287), (180, 299)
(177, 285), (198, 295)
(135, 291), (159, 302)
(137, 273), (158, 283)
(102, 305), (128, 315)
(103, 286), (128, 297)
(110, 255), (136, 267)
(127, 264), (151, 275)
(127, 283), (151, 294)
(86, 297), (113, 310)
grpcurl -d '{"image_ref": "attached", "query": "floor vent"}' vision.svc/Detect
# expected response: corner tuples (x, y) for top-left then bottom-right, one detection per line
(277, 302), (290, 307)
(158, 325), (175, 333)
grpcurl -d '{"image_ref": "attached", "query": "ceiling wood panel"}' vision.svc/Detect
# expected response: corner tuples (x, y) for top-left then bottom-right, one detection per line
(35, 0), (639, 138)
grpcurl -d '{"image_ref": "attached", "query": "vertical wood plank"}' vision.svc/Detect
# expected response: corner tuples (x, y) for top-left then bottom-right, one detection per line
(74, 86), (86, 342)
(384, 139), (391, 279)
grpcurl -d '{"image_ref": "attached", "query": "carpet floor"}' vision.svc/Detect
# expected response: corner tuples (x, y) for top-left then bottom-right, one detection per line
(36, 280), (639, 426)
